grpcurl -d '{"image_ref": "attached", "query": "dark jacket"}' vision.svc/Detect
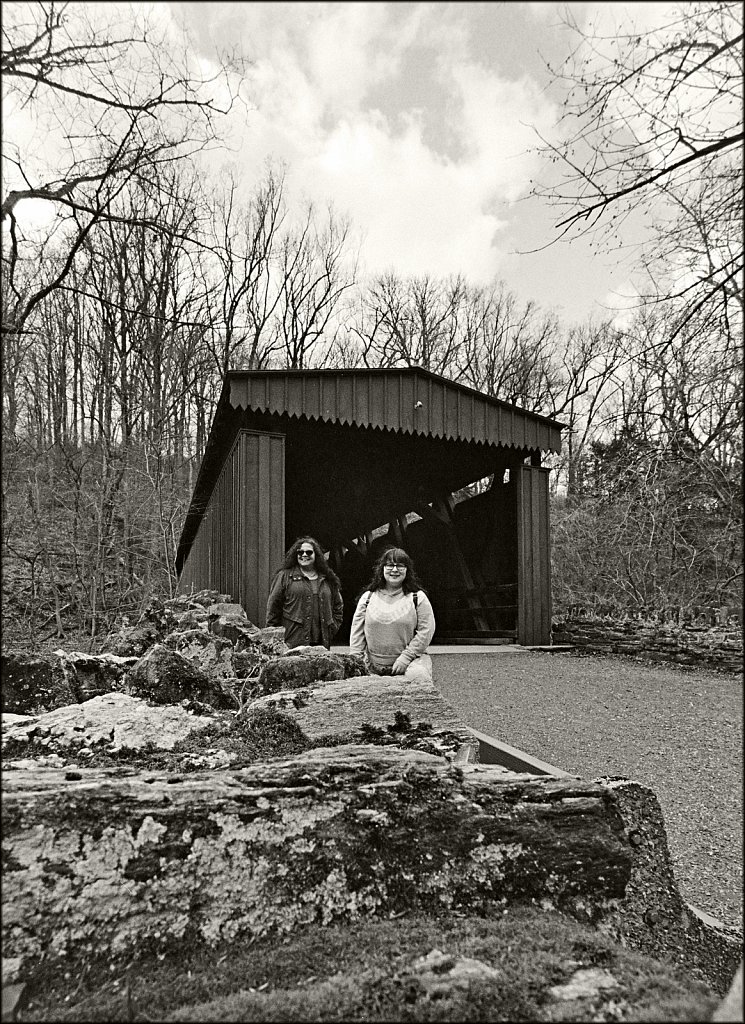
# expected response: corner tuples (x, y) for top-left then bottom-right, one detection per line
(265, 569), (343, 649)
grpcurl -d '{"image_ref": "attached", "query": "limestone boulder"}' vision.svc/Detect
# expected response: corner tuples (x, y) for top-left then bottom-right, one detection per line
(53, 650), (138, 702)
(0, 748), (675, 977)
(209, 617), (262, 645)
(1, 692), (214, 756)
(239, 627), (289, 657)
(283, 647), (367, 678)
(336, 653), (367, 677)
(252, 626), (287, 648)
(164, 630), (237, 679)
(0, 653), (73, 714)
(251, 675), (479, 762)
(2, 749), (628, 969)
(258, 652), (347, 693)
(231, 649), (266, 679)
(168, 589), (231, 610)
(208, 602), (248, 619)
(206, 603), (258, 646)
(105, 596), (190, 656)
(161, 626), (291, 685)
(104, 622), (161, 658)
(139, 596), (177, 631)
(126, 644), (237, 709)
(1, 649), (137, 713)
(2, 744), (740, 996)
(170, 607), (209, 629)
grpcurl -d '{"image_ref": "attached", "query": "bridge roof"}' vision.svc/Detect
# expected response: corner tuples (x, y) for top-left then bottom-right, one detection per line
(226, 367), (563, 453)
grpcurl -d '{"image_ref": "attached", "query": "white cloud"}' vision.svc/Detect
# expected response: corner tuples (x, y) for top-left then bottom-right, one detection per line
(448, 63), (556, 198)
(301, 3), (414, 113)
(310, 112), (506, 280)
(210, 3), (560, 285)
(580, 2), (683, 34)
(523, 2), (560, 24)
(8, 0), (684, 323)
(597, 280), (644, 329)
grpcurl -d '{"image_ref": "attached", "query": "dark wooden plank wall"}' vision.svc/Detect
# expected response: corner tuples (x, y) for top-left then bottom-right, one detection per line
(516, 464), (552, 645)
(242, 430), (285, 624)
(178, 431), (285, 625)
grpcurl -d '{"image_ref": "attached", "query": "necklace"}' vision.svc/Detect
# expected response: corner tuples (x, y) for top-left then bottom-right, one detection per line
(302, 571), (319, 580)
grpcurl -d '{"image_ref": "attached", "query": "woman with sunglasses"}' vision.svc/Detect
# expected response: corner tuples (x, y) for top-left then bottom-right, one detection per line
(266, 536), (343, 650)
(350, 547), (435, 682)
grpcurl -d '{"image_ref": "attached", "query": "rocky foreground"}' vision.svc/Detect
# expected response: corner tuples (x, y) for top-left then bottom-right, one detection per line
(1, 591), (742, 1021)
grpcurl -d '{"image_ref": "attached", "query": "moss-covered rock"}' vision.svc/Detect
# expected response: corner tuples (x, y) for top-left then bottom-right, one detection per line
(127, 644), (236, 709)
(258, 652), (347, 692)
(16, 908), (722, 1023)
(1, 692), (214, 758)
(1, 653), (73, 714)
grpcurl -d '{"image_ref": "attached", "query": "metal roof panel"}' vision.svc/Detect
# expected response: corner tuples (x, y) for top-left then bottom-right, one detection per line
(226, 367), (563, 453)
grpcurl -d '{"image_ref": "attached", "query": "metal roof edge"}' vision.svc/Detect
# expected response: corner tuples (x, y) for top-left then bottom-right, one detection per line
(225, 367), (567, 432)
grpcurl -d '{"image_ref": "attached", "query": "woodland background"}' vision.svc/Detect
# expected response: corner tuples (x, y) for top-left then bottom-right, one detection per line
(1, 2), (742, 645)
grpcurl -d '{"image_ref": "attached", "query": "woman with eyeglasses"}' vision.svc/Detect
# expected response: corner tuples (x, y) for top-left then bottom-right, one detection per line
(266, 536), (343, 650)
(349, 547), (435, 682)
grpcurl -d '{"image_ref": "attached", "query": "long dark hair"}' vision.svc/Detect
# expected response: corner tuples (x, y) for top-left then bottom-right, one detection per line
(281, 536), (340, 587)
(364, 547), (425, 595)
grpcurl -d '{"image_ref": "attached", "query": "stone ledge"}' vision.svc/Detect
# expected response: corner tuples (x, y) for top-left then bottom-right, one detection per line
(2, 749), (740, 994)
(250, 675), (479, 761)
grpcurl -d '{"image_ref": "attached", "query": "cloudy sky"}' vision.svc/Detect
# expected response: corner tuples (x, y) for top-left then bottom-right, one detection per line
(168, 0), (678, 327)
(4, 2), (679, 327)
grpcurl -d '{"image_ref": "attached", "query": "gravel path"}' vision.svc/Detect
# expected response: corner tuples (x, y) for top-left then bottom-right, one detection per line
(431, 650), (743, 931)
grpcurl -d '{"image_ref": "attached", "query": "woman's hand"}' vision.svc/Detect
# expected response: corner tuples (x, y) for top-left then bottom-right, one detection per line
(391, 656), (408, 675)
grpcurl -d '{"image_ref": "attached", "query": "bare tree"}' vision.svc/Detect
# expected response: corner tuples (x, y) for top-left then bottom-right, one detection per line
(533, 1), (743, 338)
(202, 165), (288, 375)
(460, 283), (563, 411)
(276, 203), (357, 369)
(341, 271), (467, 377)
(1, 0), (245, 335)
(547, 321), (626, 497)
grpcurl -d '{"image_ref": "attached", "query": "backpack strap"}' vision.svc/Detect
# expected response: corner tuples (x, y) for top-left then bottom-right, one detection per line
(413, 591), (418, 609)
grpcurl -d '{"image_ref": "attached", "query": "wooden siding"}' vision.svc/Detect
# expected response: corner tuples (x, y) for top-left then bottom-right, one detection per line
(227, 368), (562, 453)
(178, 430), (285, 624)
(516, 464), (552, 645)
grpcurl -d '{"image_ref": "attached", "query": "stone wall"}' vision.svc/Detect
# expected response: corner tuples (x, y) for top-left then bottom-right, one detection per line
(552, 617), (742, 673)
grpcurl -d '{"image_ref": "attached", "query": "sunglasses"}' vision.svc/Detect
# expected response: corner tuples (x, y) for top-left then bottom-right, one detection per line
(384, 563), (407, 571)
(298, 550), (315, 557)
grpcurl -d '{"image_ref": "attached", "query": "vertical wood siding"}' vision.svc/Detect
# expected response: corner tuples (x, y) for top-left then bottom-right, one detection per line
(178, 431), (285, 625)
(516, 465), (552, 645)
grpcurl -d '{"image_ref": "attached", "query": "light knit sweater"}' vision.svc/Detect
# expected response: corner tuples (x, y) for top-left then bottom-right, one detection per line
(349, 589), (435, 670)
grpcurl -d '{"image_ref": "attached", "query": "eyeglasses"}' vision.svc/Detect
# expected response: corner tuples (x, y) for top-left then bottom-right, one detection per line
(298, 550), (315, 557)
(384, 563), (407, 571)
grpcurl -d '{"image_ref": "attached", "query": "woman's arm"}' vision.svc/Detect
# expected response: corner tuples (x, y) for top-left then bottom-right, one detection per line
(265, 571), (286, 627)
(349, 593), (370, 656)
(397, 592), (436, 666)
(330, 581), (344, 635)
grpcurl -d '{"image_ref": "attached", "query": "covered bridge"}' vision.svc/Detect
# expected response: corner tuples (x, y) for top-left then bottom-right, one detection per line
(176, 368), (563, 645)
